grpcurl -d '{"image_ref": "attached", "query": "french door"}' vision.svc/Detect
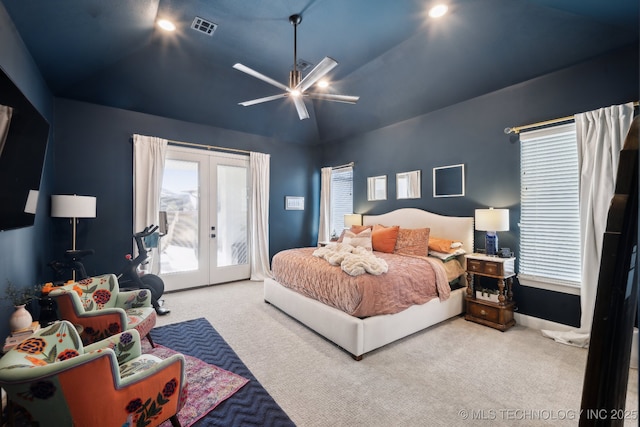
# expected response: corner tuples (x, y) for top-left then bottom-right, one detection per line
(158, 146), (250, 291)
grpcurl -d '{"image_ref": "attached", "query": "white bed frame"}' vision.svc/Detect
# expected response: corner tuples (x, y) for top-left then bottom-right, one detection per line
(264, 208), (474, 360)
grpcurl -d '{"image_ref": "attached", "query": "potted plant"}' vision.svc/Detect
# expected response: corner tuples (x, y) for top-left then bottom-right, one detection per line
(475, 287), (500, 303)
(2, 281), (40, 332)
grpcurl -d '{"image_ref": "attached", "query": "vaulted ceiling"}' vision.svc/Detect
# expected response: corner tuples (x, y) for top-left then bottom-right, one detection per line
(2, 0), (638, 144)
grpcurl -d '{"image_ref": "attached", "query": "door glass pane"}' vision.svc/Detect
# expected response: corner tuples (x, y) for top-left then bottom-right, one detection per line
(217, 164), (247, 267)
(160, 159), (199, 274)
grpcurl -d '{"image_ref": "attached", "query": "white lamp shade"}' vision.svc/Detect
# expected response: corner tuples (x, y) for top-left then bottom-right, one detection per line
(51, 195), (96, 218)
(24, 189), (39, 214)
(344, 213), (363, 227)
(475, 208), (509, 232)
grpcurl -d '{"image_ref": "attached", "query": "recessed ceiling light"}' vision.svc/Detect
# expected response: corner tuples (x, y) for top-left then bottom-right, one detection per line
(158, 19), (176, 31)
(428, 4), (448, 18)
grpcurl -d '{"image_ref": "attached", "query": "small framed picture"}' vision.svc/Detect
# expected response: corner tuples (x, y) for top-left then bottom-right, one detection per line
(285, 196), (304, 210)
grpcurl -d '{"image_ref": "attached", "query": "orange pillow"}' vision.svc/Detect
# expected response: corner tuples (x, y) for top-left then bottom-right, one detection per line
(351, 225), (372, 234)
(372, 224), (400, 253)
(428, 237), (456, 253)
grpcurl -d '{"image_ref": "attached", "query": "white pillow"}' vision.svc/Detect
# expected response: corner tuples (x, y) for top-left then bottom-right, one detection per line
(429, 247), (466, 261)
(342, 228), (373, 251)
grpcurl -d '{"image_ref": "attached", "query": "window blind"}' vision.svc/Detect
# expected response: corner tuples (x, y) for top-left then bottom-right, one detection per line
(330, 167), (353, 238)
(519, 123), (581, 287)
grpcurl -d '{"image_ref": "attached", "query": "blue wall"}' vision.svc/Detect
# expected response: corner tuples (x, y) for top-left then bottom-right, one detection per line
(0, 4), (54, 340)
(321, 44), (639, 327)
(51, 98), (319, 277)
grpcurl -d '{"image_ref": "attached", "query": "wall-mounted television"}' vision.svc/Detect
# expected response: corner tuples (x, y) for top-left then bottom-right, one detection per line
(0, 67), (50, 231)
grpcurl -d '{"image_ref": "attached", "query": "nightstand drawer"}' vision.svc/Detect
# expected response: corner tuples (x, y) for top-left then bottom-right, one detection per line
(467, 300), (500, 323)
(467, 259), (504, 276)
(484, 261), (502, 275)
(467, 260), (484, 273)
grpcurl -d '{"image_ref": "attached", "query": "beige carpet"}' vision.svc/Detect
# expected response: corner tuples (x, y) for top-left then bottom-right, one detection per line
(157, 280), (638, 426)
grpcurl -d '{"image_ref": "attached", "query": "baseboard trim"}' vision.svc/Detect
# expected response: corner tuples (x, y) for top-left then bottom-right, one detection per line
(515, 313), (575, 331)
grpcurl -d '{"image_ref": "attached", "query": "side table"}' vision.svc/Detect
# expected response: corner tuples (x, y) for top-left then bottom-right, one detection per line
(464, 253), (516, 331)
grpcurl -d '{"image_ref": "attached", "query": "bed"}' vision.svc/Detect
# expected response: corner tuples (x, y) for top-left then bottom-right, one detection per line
(264, 208), (474, 360)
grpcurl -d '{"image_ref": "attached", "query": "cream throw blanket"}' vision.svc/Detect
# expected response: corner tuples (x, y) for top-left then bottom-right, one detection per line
(313, 243), (388, 276)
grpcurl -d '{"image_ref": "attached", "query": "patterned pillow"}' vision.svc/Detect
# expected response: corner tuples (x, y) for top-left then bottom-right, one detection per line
(394, 228), (430, 256)
(337, 225), (372, 243)
(342, 228), (373, 251)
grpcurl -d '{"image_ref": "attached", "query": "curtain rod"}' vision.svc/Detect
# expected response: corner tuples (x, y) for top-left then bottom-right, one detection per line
(504, 101), (639, 135)
(332, 161), (355, 170)
(168, 139), (250, 154)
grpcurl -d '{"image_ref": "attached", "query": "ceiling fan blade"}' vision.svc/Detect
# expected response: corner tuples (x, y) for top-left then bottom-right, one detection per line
(233, 63), (290, 92)
(306, 93), (360, 104)
(292, 96), (310, 120)
(296, 56), (338, 93)
(238, 93), (287, 106)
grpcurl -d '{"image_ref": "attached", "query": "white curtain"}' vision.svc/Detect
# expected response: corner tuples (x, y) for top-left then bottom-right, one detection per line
(0, 104), (13, 157)
(249, 152), (272, 280)
(132, 134), (168, 270)
(542, 103), (634, 347)
(318, 167), (332, 242)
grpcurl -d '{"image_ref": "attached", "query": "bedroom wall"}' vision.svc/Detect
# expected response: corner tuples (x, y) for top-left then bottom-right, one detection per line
(0, 4), (54, 340)
(51, 98), (319, 279)
(320, 44), (639, 327)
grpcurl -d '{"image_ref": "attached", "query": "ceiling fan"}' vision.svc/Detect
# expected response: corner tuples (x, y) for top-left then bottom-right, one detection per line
(233, 14), (359, 120)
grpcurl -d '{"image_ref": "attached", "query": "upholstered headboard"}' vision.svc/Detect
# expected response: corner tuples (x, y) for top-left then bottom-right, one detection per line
(362, 208), (474, 254)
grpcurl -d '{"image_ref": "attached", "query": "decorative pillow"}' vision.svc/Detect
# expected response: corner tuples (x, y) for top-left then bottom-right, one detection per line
(372, 224), (400, 253)
(337, 225), (371, 243)
(342, 228), (373, 251)
(394, 227), (430, 257)
(428, 237), (461, 253)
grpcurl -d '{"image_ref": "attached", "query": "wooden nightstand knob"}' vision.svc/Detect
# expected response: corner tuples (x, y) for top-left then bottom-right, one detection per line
(480, 309), (487, 316)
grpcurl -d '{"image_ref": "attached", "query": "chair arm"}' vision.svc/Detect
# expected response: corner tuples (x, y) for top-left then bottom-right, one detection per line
(0, 347), (121, 383)
(118, 352), (186, 390)
(84, 329), (142, 365)
(116, 289), (153, 309)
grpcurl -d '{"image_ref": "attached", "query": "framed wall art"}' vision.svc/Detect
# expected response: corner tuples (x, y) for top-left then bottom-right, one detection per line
(433, 164), (465, 198)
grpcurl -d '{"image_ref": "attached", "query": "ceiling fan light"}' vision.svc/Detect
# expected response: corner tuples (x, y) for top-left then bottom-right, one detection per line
(290, 89), (302, 97)
(428, 4), (448, 18)
(157, 19), (176, 31)
(317, 80), (329, 88)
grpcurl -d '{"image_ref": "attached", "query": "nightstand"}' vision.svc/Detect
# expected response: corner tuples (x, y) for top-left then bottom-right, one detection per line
(464, 253), (516, 331)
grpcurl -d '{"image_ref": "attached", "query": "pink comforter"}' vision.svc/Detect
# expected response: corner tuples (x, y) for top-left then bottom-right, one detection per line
(271, 247), (451, 318)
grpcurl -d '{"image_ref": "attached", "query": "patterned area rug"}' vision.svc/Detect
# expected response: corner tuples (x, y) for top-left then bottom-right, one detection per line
(140, 342), (249, 427)
(148, 318), (295, 426)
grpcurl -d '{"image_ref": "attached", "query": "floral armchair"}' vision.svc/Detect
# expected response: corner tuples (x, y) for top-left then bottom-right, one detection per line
(49, 274), (157, 346)
(0, 320), (186, 427)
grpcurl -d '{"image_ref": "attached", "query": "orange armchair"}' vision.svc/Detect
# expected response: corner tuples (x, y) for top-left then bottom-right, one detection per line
(49, 274), (156, 346)
(0, 321), (186, 427)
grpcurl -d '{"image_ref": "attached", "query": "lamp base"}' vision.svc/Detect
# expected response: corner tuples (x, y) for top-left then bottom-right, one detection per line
(485, 231), (498, 256)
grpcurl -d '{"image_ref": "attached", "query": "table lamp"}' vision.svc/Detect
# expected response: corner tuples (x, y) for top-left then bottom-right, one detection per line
(51, 194), (97, 250)
(344, 213), (363, 228)
(475, 208), (509, 256)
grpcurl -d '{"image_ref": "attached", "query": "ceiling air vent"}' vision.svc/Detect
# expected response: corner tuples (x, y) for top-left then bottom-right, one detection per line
(191, 17), (217, 36)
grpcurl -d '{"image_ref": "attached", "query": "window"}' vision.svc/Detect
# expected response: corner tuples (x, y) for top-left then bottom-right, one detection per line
(519, 123), (581, 293)
(330, 167), (353, 238)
